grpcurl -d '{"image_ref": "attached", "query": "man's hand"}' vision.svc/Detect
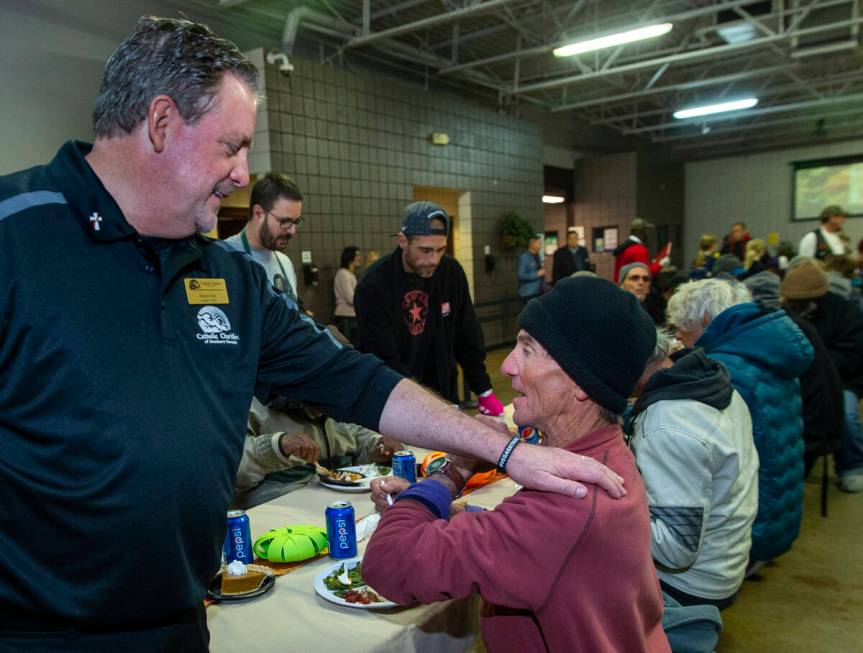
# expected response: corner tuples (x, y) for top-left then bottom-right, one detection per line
(278, 433), (319, 464)
(476, 390), (504, 416)
(370, 436), (402, 462)
(505, 444), (626, 499)
(537, 268), (546, 278)
(370, 476), (411, 513)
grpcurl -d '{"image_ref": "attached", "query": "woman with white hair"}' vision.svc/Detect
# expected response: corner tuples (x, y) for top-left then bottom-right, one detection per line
(666, 279), (813, 570)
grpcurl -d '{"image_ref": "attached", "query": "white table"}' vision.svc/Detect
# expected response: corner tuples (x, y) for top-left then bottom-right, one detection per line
(207, 448), (520, 653)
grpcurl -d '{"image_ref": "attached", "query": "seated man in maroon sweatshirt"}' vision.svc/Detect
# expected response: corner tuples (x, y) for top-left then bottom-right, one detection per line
(364, 277), (670, 653)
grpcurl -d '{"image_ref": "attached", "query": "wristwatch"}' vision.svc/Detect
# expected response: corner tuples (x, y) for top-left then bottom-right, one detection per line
(425, 457), (467, 498)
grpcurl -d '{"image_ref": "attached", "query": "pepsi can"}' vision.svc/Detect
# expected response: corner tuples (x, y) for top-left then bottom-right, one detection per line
(223, 510), (253, 565)
(518, 425), (542, 445)
(326, 501), (357, 559)
(392, 450), (417, 483)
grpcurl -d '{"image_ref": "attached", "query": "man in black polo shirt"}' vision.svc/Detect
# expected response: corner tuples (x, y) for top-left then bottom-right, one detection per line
(0, 17), (625, 651)
(355, 202), (504, 415)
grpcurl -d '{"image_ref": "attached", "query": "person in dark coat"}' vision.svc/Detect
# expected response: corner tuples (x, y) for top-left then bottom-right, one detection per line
(551, 230), (590, 284)
(745, 271), (844, 475)
(667, 279), (813, 565)
(355, 201), (504, 415)
(780, 261), (863, 492)
(719, 222), (750, 260)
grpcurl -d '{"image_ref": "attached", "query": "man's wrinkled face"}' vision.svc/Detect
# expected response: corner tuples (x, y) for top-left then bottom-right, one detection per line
(500, 330), (575, 432)
(162, 74), (257, 236)
(621, 268), (651, 302)
(257, 197), (303, 251)
(400, 234), (447, 278)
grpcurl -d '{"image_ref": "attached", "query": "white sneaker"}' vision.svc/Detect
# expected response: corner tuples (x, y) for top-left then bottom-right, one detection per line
(839, 474), (863, 493)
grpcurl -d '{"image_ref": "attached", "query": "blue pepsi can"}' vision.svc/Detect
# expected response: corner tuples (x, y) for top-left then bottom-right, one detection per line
(392, 450), (417, 483)
(518, 425), (542, 445)
(223, 509), (253, 565)
(326, 500), (357, 559)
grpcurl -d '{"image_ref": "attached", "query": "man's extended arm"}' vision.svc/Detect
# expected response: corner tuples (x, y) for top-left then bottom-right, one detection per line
(379, 379), (625, 498)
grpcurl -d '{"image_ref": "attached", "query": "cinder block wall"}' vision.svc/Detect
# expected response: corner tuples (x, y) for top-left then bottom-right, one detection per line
(261, 57), (544, 346)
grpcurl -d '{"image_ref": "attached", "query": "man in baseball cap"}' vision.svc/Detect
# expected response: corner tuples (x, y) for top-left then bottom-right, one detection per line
(356, 201), (504, 415)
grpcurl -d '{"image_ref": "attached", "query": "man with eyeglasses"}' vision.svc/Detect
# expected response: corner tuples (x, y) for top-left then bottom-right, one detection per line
(220, 172), (304, 301)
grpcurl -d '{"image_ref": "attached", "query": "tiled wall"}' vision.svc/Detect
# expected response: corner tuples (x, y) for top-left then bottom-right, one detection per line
(636, 152), (685, 266)
(572, 152), (638, 280)
(259, 56), (544, 345)
(685, 138), (863, 264)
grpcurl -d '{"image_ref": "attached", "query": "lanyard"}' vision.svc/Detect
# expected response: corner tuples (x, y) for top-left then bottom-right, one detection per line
(240, 228), (296, 300)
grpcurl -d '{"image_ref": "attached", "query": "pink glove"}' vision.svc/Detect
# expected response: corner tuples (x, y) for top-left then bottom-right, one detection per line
(477, 390), (504, 416)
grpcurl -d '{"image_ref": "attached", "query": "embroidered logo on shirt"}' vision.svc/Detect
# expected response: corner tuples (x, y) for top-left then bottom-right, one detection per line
(196, 306), (239, 345)
(89, 212), (102, 231)
(441, 301), (451, 317)
(402, 290), (429, 336)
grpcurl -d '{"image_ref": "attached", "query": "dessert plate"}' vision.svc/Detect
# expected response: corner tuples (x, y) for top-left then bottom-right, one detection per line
(207, 572), (275, 602)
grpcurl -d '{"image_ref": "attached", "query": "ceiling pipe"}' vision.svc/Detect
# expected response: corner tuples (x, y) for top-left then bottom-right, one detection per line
(622, 91), (863, 135)
(506, 16), (863, 97)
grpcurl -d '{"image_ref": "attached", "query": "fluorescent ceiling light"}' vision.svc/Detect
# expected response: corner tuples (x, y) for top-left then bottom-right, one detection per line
(553, 23), (673, 58)
(543, 195), (566, 204)
(673, 98), (759, 120)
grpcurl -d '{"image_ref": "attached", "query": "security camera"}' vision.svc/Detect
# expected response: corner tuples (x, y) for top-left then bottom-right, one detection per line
(266, 51), (294, 76)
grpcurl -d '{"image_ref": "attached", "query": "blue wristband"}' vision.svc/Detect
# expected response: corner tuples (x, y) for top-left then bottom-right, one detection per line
(496, 436), (521, 473)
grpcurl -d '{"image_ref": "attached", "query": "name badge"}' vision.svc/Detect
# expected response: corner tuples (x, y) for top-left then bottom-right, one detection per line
(184, 278), (229, 305)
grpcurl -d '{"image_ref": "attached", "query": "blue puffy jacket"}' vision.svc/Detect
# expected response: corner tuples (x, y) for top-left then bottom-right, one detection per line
(696, 303), (813, 562)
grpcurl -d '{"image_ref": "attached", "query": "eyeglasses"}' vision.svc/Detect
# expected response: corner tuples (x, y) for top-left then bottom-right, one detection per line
(265, 209), (304, 229)
(626, 275), (650, 282)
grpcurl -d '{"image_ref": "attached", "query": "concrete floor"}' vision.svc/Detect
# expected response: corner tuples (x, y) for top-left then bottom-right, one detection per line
(477, 347), (863, 652)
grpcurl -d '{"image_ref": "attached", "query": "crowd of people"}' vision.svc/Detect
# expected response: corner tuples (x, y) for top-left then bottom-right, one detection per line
(2, 13), (861, 653)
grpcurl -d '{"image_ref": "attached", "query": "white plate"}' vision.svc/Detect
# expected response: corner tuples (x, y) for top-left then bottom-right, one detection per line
(313, 558), (398, 609)
(318, 464), (391, 493)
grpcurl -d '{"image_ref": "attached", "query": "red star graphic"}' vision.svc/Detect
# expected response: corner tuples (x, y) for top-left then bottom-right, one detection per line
(409, 303), (423, 323)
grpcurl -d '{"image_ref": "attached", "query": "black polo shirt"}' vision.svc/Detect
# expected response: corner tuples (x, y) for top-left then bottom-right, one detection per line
(0, 141), (401, 628)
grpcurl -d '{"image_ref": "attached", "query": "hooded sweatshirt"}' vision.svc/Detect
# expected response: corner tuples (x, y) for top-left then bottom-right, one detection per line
(695, 304), (813, 562)
(630, 349), (759, 601)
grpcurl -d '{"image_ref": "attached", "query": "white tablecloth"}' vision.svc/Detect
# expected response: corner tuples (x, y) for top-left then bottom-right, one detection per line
(207, 447), (520, 653)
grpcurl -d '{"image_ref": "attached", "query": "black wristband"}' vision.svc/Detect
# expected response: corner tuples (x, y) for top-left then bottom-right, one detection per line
(496, 436), (521, 473)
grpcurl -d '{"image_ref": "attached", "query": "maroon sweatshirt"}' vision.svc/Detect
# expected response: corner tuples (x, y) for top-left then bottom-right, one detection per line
(364, 425), (669, 653)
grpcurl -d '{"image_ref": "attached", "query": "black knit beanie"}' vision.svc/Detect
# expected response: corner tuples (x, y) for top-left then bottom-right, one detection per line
(518, 277), (657, 414)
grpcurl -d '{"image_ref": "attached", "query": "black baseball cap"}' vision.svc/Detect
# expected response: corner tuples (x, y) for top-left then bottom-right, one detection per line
(396, 201), (449, 237)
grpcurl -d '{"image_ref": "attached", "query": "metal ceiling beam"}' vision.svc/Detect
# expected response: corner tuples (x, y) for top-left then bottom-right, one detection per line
(441, 0), (763, 75)
(550, 64), (792, 112)
(344, 0), (520, 48)
(622, 91), (863, 135)
(505, 15), (863, 96)
(653, 105), (863, 143)
(590, 72), (863, 126)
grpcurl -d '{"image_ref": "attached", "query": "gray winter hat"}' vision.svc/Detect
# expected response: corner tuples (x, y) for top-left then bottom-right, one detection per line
(744, 271), (780, 310)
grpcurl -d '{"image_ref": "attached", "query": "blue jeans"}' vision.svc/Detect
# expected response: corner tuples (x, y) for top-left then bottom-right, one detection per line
(838, 390), (863, 476)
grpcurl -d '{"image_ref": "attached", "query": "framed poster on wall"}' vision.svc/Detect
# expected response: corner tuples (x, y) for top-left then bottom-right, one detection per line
(592, 226), (619, 252)
(791, 154), (863, 220)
